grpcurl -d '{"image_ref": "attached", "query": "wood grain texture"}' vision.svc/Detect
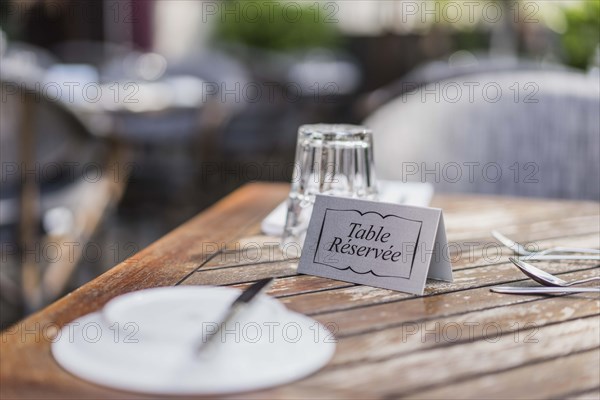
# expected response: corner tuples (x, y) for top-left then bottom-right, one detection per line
(1, 183), (598, 400)
(408, 349), (600, 399)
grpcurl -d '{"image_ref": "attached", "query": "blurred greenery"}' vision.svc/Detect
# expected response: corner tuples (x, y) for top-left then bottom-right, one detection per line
(561, 0), (600, 69)
(215, 0), (340, 51)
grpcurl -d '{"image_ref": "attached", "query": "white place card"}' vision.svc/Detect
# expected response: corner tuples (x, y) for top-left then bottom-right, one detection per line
(298, 195), (453, 295)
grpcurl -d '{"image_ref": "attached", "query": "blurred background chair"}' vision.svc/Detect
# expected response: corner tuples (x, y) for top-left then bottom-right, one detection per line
(366, 68), (600, 200)
(356, 55), (570, 120)
(1, 63), (128, 314)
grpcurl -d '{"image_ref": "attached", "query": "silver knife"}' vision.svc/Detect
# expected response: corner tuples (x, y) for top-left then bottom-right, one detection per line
(491, 286), (600, 294)
(518, 255), (600, 261)
(196, 278), (274, 354)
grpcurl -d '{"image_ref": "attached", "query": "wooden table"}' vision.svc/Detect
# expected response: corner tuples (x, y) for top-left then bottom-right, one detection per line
(2, 183), (599, 399)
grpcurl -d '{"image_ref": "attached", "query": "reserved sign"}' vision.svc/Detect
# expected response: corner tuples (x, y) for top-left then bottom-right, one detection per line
(298, 195), (453, 295)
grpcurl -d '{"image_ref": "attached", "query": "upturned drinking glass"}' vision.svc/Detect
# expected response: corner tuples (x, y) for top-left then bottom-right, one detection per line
(282, 124), (378, 250)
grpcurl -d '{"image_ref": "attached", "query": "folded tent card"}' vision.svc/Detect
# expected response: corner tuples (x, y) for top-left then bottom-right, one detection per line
(298, 195), (453, 295)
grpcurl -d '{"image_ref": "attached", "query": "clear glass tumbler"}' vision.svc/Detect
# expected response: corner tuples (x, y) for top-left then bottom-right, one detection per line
(282, 124), (378, 250)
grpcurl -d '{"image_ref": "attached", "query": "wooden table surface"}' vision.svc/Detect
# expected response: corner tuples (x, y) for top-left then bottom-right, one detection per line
(1, 183), (599, 399)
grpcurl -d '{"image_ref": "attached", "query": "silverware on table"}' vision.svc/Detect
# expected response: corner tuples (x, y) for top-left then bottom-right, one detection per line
(509, 257), (600, 287)
(490, 286), (600, 294)
(196, 278), (274, 355)
(491, 231), (600, 261)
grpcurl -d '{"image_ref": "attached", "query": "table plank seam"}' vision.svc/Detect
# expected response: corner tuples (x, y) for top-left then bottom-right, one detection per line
(188, 267), (598, 339)
(561, 385), (600, 399)
(185, 257), (598, 285)
(334, 287), (600, 339)
(391, 346), (600, 398)
(174, 250), (224, 286)
(276, 283), (358, 299)
(186, 259), (599, 289)
(328, 312), (600, 369)
(188, 265), (598, 317)
(219, 244), (281, 254)
(305, 265), (600, 317)
(194, 257), (300, 273)
(445, 225), (600, 241)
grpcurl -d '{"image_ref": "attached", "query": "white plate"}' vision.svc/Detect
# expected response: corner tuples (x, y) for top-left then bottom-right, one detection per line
(52, 286), (336, 395)
(102, 286), (285, 342)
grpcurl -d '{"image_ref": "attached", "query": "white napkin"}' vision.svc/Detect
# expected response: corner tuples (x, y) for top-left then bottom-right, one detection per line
(262, 181), (434, 236)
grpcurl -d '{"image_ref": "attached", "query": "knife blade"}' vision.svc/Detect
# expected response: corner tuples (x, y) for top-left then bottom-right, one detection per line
(518, 255), (600, 261)
(196, 277), (274, 354)
(491, 286), (600, 294)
